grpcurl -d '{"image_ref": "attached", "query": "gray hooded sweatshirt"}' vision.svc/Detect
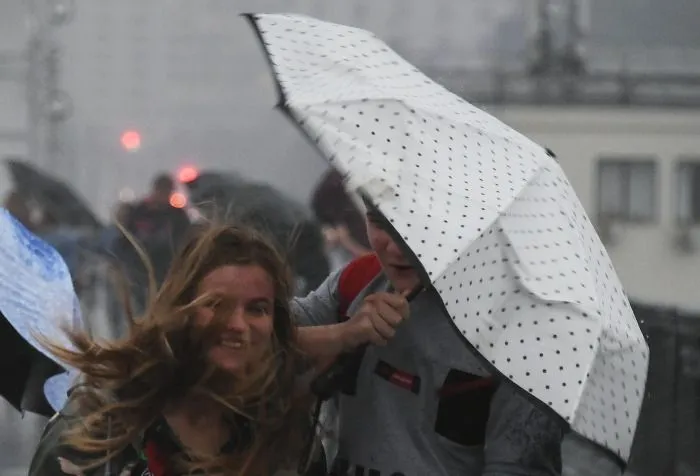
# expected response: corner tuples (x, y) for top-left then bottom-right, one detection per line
(293, 269), (565, 476)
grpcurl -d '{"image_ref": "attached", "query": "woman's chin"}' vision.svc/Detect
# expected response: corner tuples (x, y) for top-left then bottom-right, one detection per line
(213, 359), (246, 376)
(208, 351), (247, 376)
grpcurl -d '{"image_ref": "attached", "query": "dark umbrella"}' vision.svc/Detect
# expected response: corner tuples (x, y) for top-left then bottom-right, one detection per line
(0, 311), (62, 417)
(185, 171), (330, 294)
(186, 170), (243, 192)
(5, 157), (103, 230)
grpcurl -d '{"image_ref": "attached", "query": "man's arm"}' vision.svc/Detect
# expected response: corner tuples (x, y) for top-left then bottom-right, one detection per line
(292, 268), (409, 368)
(292, 268), (342, 327)
(293, 269), (347, 365)
(482, 382), (566, 476)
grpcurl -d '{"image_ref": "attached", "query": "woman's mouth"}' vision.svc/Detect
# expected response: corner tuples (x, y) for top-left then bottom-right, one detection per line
(219, 339), (245, 349)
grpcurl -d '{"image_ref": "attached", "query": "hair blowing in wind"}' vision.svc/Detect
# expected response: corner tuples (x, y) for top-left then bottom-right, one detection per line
(43, 223), (312, 474)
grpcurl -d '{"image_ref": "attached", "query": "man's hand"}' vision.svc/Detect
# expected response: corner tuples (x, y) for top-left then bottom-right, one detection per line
(343, 291), (410, 349)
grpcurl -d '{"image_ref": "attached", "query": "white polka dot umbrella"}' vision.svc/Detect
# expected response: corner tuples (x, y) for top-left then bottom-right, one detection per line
(0, 208), (82, 413)
(246, 13), (649, 465)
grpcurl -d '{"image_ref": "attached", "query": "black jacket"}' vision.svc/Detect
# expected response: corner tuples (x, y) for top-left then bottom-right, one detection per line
(28, 410), (143, 475)
(28, 401), (327, 475)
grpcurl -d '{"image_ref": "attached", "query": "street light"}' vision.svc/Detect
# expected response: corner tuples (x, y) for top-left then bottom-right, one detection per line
(169, 192), (187, 209)
(176, 165), (199, 184)
(120, 130), (142, 152)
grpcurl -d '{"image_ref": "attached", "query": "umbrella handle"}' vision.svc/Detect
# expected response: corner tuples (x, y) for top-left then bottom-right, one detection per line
(310, 284), (424, 400)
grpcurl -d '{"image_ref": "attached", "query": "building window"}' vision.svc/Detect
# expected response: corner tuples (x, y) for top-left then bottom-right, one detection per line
(676, 161), (700, 224)
(597, 159), (656, 222)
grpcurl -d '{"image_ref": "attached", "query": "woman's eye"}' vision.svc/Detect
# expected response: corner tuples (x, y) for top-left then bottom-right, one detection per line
(248, 305), (270, 316)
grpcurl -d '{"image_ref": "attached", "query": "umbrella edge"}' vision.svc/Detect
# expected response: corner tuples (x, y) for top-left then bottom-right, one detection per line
(242, 13), (287, 111)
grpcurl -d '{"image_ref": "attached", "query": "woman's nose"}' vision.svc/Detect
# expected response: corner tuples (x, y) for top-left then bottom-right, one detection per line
(226, 308), (249, 332)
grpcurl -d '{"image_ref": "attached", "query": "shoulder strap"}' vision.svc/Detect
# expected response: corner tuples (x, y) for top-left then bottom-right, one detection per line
(337, 253), (382, 318)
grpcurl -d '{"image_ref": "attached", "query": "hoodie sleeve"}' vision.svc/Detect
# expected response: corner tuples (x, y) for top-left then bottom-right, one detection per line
(291, 268), (343, 327)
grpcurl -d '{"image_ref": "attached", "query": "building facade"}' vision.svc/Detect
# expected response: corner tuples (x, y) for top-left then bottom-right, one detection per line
(485, 105), (700, 310)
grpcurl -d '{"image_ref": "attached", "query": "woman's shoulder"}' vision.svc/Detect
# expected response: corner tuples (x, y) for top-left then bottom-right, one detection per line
(28, 409), (142, 476)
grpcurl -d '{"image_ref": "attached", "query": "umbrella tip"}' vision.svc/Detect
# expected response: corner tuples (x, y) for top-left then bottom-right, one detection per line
(545, 147), (557, 159)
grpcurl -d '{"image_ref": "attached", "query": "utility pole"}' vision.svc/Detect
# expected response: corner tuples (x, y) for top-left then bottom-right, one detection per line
(563, 0), (587, 75)
(529, 0), (554, 76)
(25, 0), (75, 171)
(0, 28), (28, 155)
(527, 0), (589, 101)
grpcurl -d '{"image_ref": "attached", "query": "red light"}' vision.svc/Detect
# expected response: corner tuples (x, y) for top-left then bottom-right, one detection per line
(177, 165), (199, 184)
(120, 130), (141, 151)
(169, 192), (187, 209)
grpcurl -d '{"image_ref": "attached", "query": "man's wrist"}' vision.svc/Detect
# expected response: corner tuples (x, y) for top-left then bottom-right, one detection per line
(336, 320), (359, 353)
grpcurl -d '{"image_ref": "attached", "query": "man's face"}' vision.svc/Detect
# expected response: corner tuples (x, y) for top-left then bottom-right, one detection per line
(365, 211), (420, 294)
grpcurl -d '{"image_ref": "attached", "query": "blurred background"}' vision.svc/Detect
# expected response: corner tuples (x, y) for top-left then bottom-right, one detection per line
(1, 0), (699, 475)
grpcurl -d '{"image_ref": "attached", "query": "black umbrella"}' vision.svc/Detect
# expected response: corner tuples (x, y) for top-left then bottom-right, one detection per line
(5, 157), (103, 230)
(185, 171), (330, 294)
(0, 311), (62, 417)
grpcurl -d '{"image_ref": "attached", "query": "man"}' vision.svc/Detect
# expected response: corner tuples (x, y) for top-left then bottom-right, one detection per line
(113, 174), (190, 315)
(296, 205), (564, 475)
(311, 169), (371, 270)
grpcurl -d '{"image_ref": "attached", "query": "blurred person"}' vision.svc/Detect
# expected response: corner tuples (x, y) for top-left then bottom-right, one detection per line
(99, 201), (132, 251)
(321, 224), (369, 270)
(100, 201), (139, 338)
(115, 173), (191, 314)
(295, 201), (565, 476)
(122, 173), (190, 244)
(4, 190), (36, 231)
(29, 224), (313, 475)
(311, 169), (370, 270)
(38, 210), (88, 287)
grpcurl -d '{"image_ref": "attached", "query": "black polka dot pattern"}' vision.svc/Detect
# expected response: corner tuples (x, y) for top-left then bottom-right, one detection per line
(249, 13), (649, 463)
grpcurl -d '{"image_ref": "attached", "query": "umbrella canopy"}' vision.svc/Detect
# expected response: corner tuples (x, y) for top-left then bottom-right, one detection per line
(247, 13), (649, 464)
(185, 171), (330, 294)
(0, 312), (63, 416)
(0, 207), (83, 415)
(5, 158), (103, 230)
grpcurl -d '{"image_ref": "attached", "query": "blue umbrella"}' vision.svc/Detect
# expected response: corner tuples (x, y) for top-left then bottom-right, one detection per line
(0, 208), (83, 415)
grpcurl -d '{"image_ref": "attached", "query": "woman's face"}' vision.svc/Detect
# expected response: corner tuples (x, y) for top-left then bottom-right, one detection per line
(195, 264), (276, 376)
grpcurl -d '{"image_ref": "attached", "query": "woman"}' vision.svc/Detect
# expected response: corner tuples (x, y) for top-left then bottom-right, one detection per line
(28, 224), (312, 475)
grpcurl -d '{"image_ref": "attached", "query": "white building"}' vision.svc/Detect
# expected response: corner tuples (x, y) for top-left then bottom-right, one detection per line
(488, 106), (700, 310)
